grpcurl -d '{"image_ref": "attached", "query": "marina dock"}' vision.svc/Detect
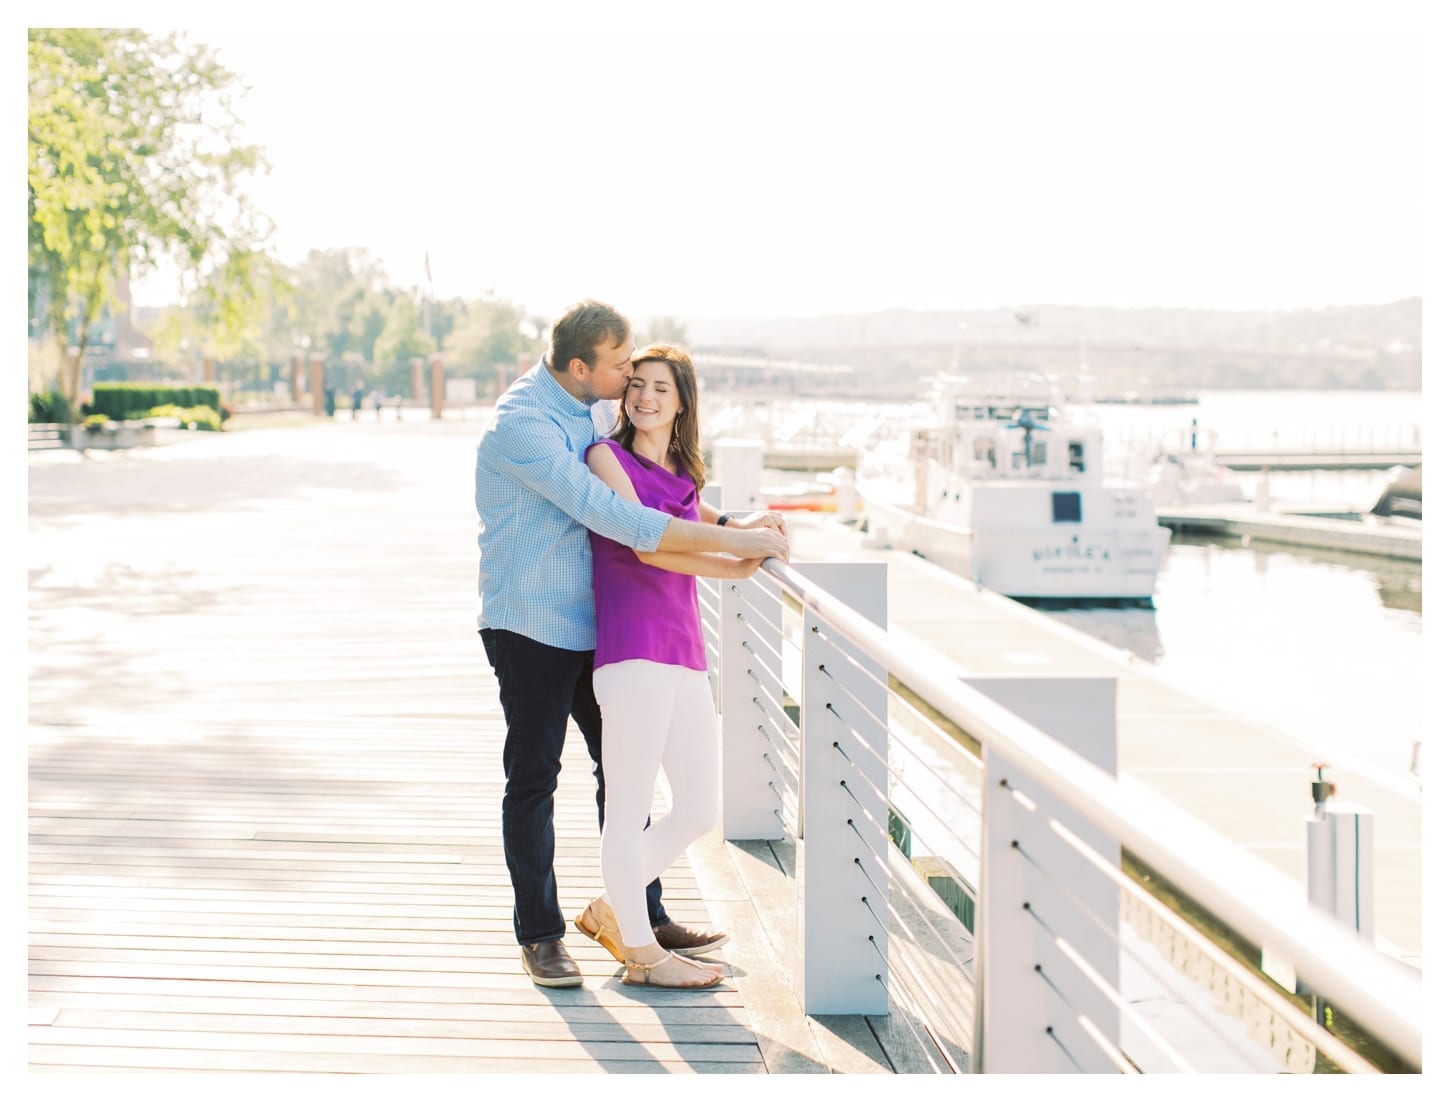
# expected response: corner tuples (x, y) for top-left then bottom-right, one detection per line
(1156, 503), (1422, 562)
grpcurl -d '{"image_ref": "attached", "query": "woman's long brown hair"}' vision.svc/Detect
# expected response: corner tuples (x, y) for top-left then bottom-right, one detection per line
(609, 343), (706, 493)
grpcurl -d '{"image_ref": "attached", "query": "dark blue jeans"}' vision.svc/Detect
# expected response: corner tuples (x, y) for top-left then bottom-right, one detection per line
(480, 628), (667, 945)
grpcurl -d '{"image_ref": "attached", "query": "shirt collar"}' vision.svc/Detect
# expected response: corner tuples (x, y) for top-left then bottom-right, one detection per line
(536, 355), (594, 414)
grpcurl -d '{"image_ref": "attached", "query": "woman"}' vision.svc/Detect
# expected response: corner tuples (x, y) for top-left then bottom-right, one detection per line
(574, 343), (768, 988)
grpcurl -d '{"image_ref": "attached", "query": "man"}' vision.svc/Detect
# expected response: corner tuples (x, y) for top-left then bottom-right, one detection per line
(476, 299), (789, 988)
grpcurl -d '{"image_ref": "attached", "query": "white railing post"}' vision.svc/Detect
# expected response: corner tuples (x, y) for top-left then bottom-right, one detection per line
(795, 562), (889, 1014)
(719, 575), (784, 841)
(970, 675), (1120, 1073)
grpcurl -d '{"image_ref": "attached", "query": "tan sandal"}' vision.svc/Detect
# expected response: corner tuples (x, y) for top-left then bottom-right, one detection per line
(623, 949), (724, 988)
(573, 896), (625, 963)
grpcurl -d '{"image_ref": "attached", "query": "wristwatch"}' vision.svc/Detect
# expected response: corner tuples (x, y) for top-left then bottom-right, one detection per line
(716, 512), (733, 526)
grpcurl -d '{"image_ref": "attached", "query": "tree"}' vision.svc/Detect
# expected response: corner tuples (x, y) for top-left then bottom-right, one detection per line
(638, 315), (689, 346)
(284, 247), (392, 362)
(441, 298), (532, 381)
(28, 29), (272, 406)
(372, 295), (434, 390)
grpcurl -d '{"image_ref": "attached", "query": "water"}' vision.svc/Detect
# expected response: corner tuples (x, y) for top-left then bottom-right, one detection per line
(707, 388), (1423, 781)
(1046, 390), (1423, 779)
(1041, 534), (1422, 779)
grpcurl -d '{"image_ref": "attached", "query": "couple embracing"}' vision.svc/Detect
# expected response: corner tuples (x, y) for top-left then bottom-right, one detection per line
(475, 299), (789, 989)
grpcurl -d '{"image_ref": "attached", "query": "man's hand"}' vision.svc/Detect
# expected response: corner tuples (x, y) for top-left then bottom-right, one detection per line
(725, 525), (790, 563)
(726, 510), (786, 534)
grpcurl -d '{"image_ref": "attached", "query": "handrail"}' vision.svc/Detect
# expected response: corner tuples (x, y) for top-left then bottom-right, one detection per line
(758, 557), (1421, 1069)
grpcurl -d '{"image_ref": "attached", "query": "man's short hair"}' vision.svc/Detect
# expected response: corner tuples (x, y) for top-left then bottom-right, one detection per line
(547, 300), (630, 373)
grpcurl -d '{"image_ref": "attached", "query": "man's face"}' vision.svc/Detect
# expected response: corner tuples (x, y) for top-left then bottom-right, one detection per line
(581, 335), (635, 402)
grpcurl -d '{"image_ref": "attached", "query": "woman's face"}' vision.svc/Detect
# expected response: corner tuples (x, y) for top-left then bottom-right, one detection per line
(624, 360), (682, 434)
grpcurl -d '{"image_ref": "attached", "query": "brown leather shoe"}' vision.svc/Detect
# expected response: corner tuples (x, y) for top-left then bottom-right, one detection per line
(520, 939), (583, 988)
(652, 920), (728, 958)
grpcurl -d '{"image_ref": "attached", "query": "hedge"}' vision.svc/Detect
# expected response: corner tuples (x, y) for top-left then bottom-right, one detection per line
(90, 383), (222, 420)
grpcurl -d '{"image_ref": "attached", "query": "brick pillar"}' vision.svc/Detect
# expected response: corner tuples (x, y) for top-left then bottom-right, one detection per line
(202, 356), (216, 383)
(429, 354), (445, 420)
(410, 358), (425, 401)
(290, 354), (303, 403)
(310, 354), (325, 417)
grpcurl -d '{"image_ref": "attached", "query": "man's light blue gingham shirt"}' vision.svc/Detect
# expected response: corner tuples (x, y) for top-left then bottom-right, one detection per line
(475, 359), (670, 650)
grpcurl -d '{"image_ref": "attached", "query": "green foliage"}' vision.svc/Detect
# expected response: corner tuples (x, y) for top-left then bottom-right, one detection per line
(147, 404), (223, 431)
(90, 382), (221, 420)
(638, 316), (689, 345)
(28, 29), (272, 399)
(280, 247), (393, 364)
(82, 413), (110, 429)
(441, 298), (532, 381)
(372, 295), (435, 370)
(28, 390), (75, 424)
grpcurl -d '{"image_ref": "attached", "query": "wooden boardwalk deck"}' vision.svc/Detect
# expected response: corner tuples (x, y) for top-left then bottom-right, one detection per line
(27, 422), (766, 1073)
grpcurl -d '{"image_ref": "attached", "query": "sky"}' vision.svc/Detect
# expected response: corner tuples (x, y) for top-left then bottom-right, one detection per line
(113, 2), (1426, 321)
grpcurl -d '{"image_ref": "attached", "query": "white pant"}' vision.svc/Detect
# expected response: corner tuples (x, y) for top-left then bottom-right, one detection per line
(594, 659), (719, 946)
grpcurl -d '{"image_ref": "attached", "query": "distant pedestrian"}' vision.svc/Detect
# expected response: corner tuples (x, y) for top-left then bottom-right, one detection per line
(373, 389), (384, 421)
(351, 380), (365, 421)
(324, 387), (336, 417)
(394, 394), (404, 421)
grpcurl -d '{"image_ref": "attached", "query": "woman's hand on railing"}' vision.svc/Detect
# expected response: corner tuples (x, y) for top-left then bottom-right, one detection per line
(726, 510), (787, 534)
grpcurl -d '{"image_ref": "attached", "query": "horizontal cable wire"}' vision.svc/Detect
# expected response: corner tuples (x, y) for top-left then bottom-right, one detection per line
(745, 660), (790, 704)
(1031, 942), (1140, 1073)
(753, 703), (802, 765)
(1012, 840), (1260, 1071)
(828, 711), (986, 886)
(882, 863), (976, 974)
(729, 578), (788, 631)
(885, 939), (971, 1073)
(872, 926), (972, 1073)
(750, 686), (798, 738)
(762, 739), (800, 788)
(859, 891), (890, 936)
(760, 746), (798, 786)
(1045, 1024), (1086, 1072)
(1022, 899), (1196, 1074)
(874, 960), (952, 1073)
(1032, 815), (1378, 1073)
(736, 617), (791, 671)
(814, 626), (988, 780)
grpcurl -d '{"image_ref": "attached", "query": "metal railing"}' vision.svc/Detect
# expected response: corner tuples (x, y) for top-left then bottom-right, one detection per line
(700, 557), (1421, 1073)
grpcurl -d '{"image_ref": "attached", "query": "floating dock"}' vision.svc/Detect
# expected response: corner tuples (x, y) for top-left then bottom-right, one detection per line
(1155, 503), (1422, 562)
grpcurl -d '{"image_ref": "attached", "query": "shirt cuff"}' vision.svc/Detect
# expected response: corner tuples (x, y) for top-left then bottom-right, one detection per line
(635, 508), (671, 552)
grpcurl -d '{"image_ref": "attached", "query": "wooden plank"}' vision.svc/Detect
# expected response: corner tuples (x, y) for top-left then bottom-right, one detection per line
(29, 1025), (765, 1062)
(50, 1008), (759, 1045)
(30, 991), (753, 1027)
(27, 1044), (764, 1073)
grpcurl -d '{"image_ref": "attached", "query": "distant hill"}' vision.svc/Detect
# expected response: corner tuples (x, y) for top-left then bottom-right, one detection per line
(684, 299), (1421, 393)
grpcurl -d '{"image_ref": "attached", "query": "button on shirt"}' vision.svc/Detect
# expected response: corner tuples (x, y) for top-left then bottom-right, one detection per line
(475, 359), (671, 650)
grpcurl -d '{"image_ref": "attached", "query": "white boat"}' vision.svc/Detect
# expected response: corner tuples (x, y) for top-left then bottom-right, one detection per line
(857, 380), (1172, 601)
(1148, 450), (1251, 507)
